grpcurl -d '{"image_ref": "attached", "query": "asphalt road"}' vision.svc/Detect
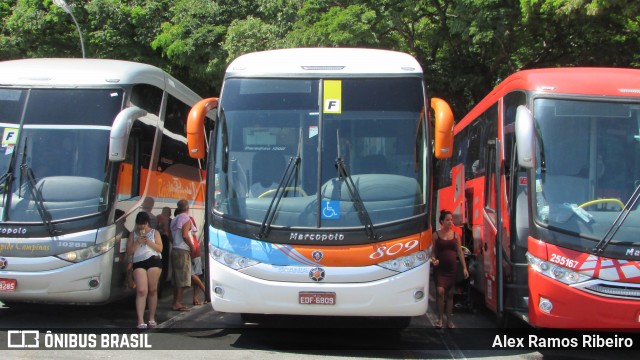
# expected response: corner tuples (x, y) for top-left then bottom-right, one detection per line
(1, 281), (639, 359)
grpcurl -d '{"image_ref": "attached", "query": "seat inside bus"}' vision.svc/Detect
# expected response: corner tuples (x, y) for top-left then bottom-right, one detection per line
(250, 151), (287, 197)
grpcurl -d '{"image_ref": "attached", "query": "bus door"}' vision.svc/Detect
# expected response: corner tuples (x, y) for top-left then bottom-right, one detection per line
(451, 163), (466, 231)
(482, 138), (502, 313)
(507, 136), (531, 316)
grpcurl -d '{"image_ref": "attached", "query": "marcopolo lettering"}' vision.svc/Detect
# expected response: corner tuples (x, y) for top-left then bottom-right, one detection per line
(625, 247), (640, 257)
(289, 233), (345, 241)
(0, 226), (27, 235)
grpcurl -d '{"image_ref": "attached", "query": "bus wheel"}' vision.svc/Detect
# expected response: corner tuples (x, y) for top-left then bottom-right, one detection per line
(496, 310), (514, 329)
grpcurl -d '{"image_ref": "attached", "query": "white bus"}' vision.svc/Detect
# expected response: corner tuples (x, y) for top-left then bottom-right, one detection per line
(187, 48), (454, 324)
(0, 58), (208, 304)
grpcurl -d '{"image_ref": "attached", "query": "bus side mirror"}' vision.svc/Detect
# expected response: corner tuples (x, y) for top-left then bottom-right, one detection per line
(109, 106), (147, 162)
(515, 105), (534, 168)
(431, 98), (454, 159)
(187, 97), (219, 159)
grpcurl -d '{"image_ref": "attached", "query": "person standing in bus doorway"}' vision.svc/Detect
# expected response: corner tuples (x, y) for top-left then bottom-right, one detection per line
(156, 206), (173, 288)
(141, 197), (158, 229)
(170, 199), (194, 311)
(431, 210), (469, 328)
(126, 211), (163, 329)
(188, 215), (207, 305)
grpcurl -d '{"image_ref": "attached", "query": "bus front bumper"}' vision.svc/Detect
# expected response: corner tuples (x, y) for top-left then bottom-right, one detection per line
(208, 259), (430, 316)
(528, 269), (640, 329)
(0, 250), (115, 304)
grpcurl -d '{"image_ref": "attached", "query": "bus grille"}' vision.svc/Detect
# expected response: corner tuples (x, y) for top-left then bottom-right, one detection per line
(584, 283), (640, 299)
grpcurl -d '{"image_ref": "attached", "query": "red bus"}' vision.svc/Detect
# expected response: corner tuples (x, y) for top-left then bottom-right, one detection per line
(435, 68), (640, 329)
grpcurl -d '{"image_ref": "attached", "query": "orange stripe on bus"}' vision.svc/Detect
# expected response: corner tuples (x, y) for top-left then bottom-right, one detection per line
(282, 232), (432, 267)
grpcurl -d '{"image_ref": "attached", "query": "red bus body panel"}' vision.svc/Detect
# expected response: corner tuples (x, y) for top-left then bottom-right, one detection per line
(437, 67), (640, 329)
(528, 237), (640, 328)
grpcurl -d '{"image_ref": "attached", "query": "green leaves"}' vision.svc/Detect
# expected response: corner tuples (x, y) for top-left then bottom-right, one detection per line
(1, 0), (638, 114)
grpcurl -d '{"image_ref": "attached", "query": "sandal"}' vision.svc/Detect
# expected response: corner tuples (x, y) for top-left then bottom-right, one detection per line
(448, 322), (455, 329)
(434, 320), (443, 329)
(147, 320), (157, 328)
(137, 323), (147, 329)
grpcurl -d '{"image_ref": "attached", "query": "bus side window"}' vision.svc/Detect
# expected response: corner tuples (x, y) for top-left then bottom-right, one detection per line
(131, 84), (162, 116)
(157, 94), (205, 204)
(483, 104), (499, 214)
(115, 84), (161, 214)
(503, 91), (527, 205)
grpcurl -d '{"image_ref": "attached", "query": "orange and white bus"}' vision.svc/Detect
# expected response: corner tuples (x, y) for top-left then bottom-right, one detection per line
(187, 48), (453, 324)
(435, 67), (640, 328)
(0, 58), (207, 304)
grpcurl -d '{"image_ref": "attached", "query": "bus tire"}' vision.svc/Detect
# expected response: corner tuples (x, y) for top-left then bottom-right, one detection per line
(496, 310), (515, 329)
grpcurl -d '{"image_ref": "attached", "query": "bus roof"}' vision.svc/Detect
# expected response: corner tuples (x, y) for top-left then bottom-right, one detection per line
(498, 67), (640, 97)
(225, 48), (423, 78)
(0, 58), (196, 96)
(457, 67), (640, 130)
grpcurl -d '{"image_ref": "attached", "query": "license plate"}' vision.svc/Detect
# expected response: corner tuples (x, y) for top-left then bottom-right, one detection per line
(0, 278), (16, 292)
(299, 292), (336, 305)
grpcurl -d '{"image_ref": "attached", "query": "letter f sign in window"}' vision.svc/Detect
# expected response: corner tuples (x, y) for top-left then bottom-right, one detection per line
(323, 80), (342, 114)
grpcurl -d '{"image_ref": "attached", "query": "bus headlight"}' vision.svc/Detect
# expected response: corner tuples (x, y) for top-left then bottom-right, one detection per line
(378, 250), (428, 272)
(56, 238), (115, 263)
(209, 244), (259, 270)
(526, 252), (591, 285)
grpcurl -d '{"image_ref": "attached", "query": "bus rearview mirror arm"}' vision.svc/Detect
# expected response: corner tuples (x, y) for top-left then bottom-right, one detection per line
(515, 105), (535, 168)
(431, 97), (454, 159)
(109, 106), (148, 162)
(187, 97), (219, 159)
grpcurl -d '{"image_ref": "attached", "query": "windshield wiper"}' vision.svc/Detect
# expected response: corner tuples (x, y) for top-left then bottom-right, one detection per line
(256, 130), (303, 239)
(334, 158), (380, 241)
(334, 130), (379, 241)
(19, 140), (59, 236)
(0, 170), (13, 195)
(20, 164), (60, 236)
(256, 156), (301, 239)
(592, 182), (640, 255)
(0, 143), (19, 218)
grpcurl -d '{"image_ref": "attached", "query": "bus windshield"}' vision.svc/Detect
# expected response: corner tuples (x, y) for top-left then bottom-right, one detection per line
(0, 88), (123, 222)
(533, 98), (640, 246)
(214, 77), (427, 231)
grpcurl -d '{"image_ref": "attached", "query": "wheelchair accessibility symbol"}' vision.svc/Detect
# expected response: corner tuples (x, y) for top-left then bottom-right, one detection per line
(322, 200), (340, 220)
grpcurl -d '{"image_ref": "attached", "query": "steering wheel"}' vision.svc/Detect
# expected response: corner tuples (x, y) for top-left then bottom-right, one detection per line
(578, 198), (624, 210)
(258, 187), (308, 198)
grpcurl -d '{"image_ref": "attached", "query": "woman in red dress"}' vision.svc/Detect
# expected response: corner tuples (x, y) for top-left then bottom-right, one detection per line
(431, 210), (469, 328)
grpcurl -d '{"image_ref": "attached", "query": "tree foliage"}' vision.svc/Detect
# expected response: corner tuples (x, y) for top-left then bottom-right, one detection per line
(1, 0), (638, 117)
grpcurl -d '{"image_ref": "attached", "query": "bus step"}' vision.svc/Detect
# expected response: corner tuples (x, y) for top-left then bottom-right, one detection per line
(505, 307), (529, 325)
(504, 283), (528, 289)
